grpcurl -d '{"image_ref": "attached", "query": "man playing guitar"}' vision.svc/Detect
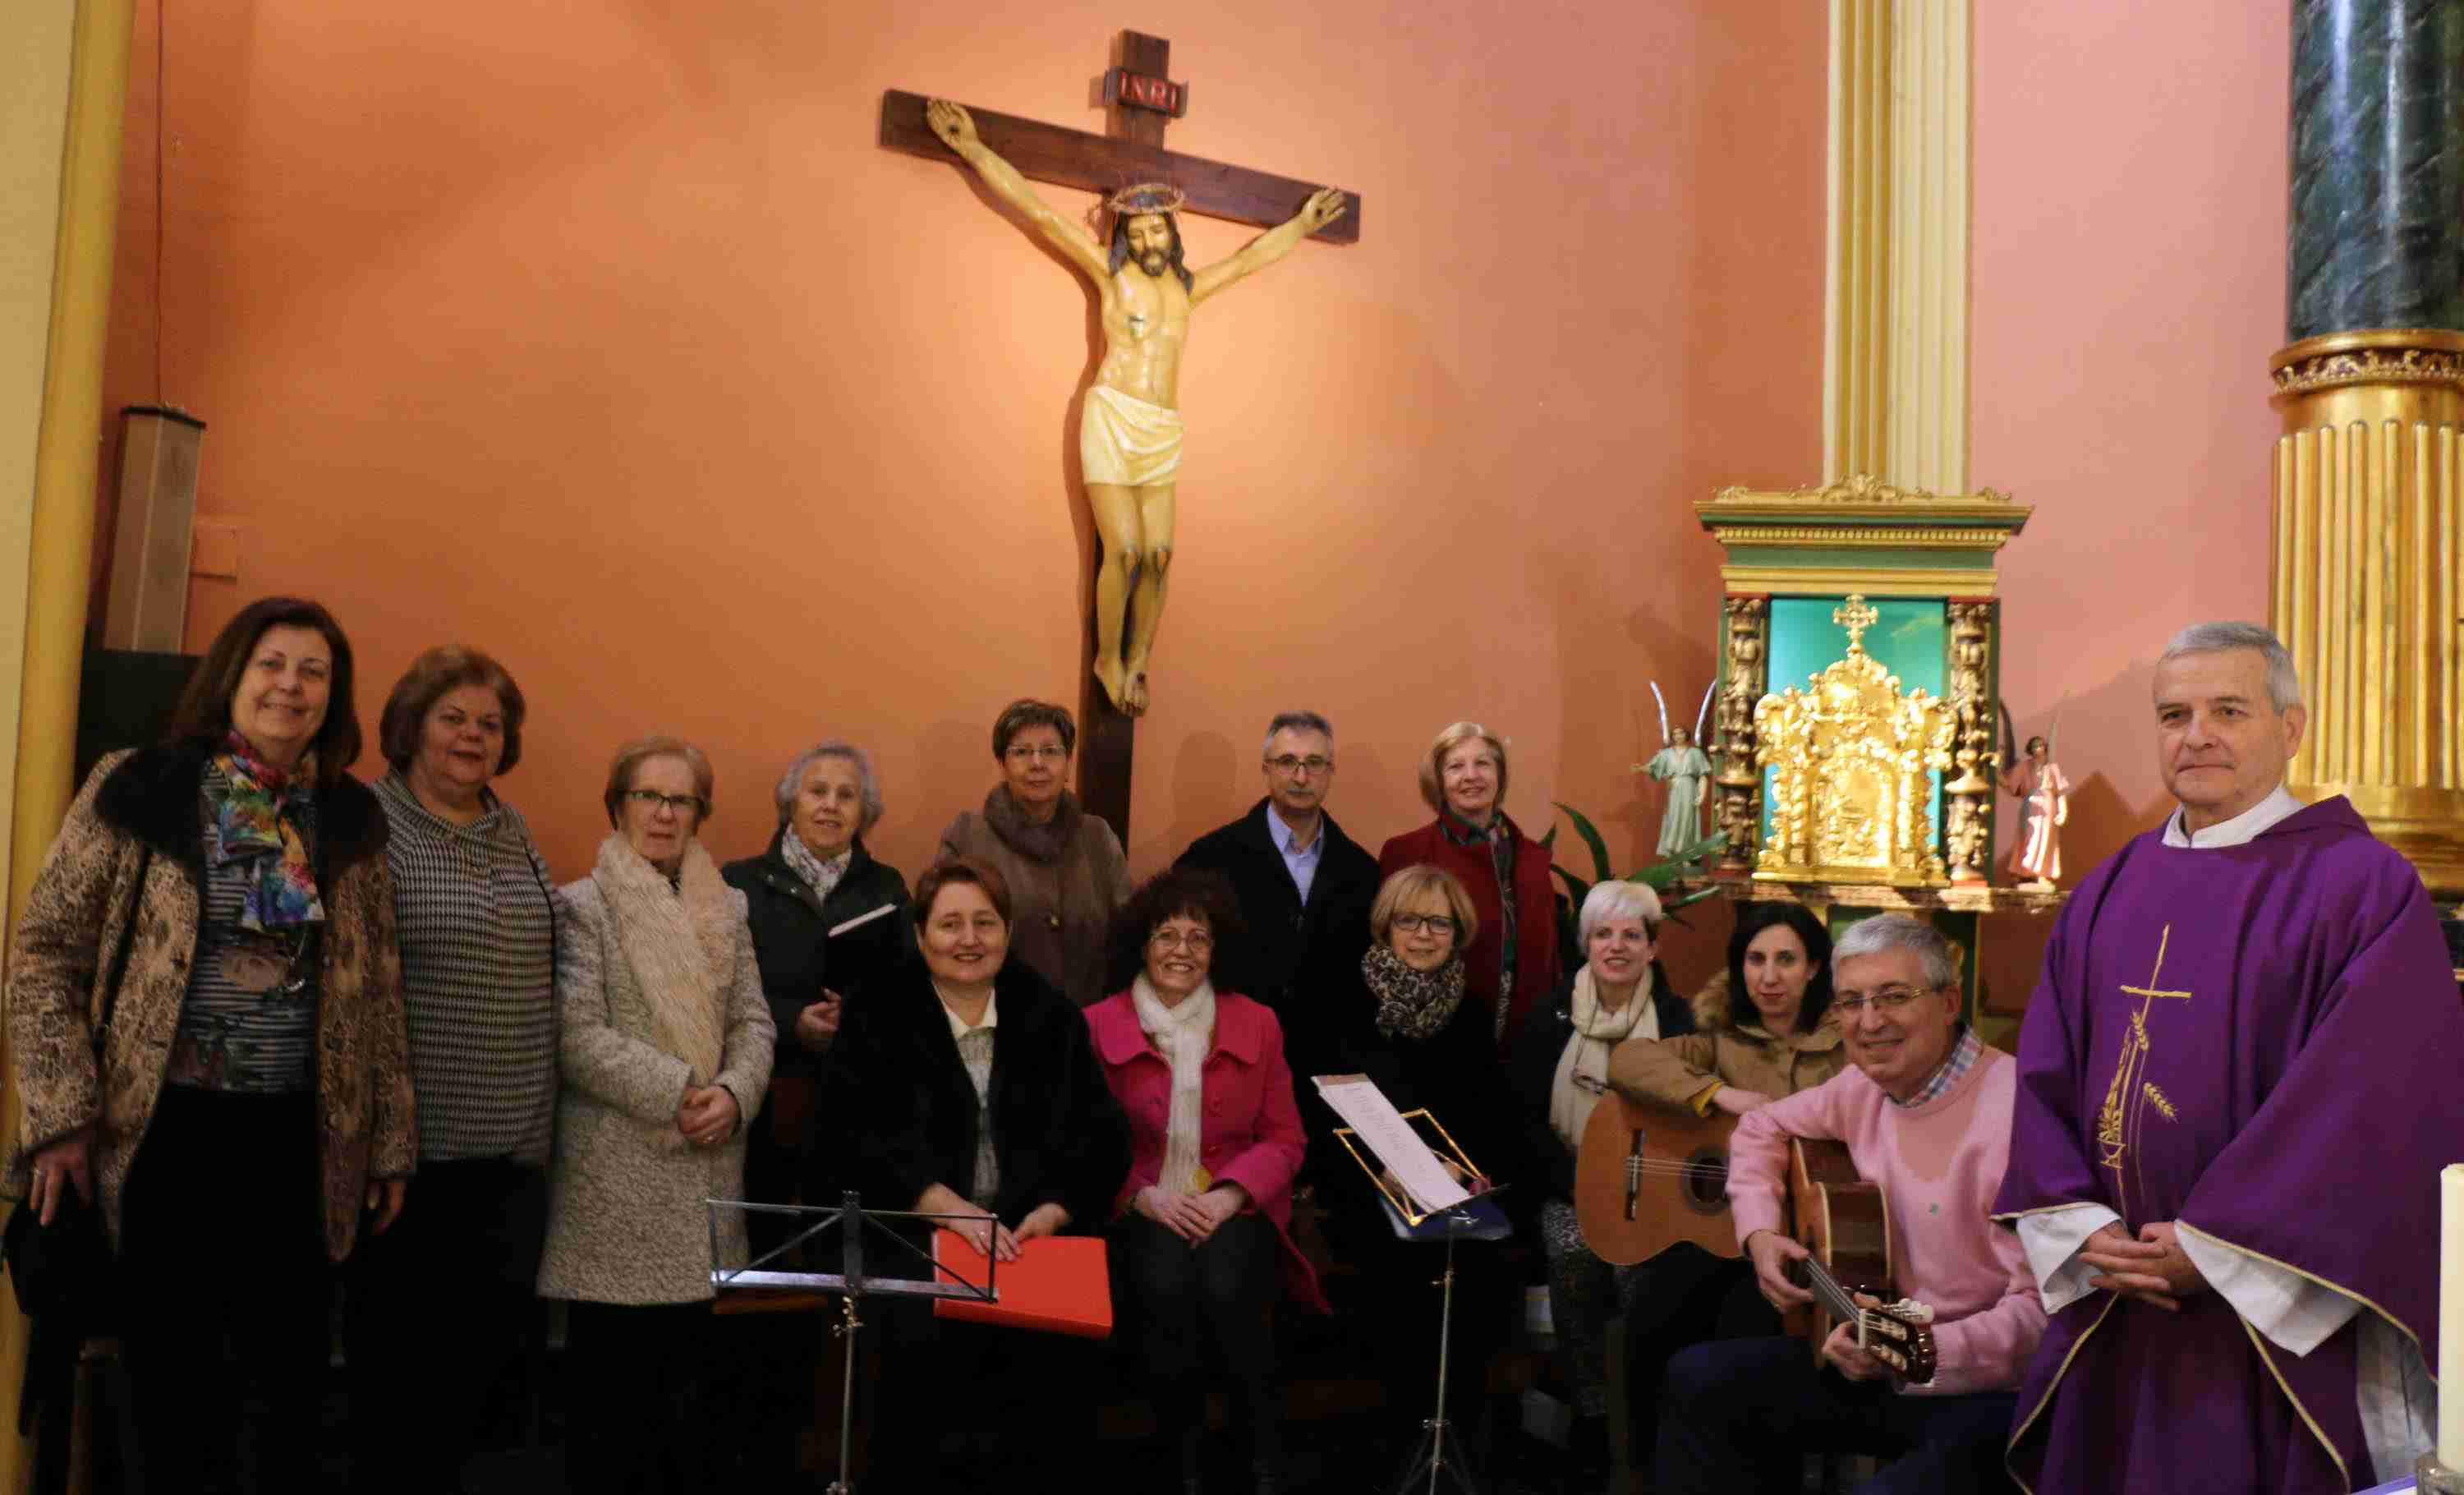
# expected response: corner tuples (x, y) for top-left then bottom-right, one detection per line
(1654, 915), (2046, 1495)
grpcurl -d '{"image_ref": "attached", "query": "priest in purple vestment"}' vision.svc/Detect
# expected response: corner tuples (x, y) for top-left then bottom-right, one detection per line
(1993, 622), (2462, 1494)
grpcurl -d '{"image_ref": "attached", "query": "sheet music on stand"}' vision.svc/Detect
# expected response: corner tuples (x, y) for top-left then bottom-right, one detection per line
(1312, 1073), (1472, 1222)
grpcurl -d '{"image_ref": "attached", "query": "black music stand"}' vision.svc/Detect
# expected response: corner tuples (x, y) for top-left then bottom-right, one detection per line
(706, 1190), (996, 1495)
(1326, 1106), (1514, 1495)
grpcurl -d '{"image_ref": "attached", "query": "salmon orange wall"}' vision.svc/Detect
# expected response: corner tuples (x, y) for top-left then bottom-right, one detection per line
(90, 2), (1824, 992)
(1970, 1), (2289, 1008)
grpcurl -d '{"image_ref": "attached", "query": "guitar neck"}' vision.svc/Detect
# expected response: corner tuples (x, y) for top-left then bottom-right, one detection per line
(1798, 1254), (1866, 1327)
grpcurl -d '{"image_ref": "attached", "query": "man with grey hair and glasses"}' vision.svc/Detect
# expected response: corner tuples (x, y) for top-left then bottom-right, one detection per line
(1177, 711), (1381, 1125)
(1658, 913), (2043, 1493)
(1994, 621), (2464, 1494)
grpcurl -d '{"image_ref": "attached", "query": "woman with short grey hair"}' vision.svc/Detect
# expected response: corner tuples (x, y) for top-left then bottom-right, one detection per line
(721, 739), (913, 1192)
(1508, 878), (1694, 1484)
(718, 739), (911, 1481)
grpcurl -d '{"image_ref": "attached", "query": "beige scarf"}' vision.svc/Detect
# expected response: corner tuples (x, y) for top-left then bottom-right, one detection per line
(593, 833), (733, 1134)
(1549, 963), (1659, 1153)
(1133, 974), (1216, 1194)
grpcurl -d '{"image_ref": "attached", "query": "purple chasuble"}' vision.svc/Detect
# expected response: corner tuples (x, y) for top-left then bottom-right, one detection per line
(1993, 797), (2462, 1495)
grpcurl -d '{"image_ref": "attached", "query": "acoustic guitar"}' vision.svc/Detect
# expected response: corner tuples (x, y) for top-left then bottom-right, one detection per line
(1573, 1093), (1739, 1267)
(1781, 1137), (1938, 1383)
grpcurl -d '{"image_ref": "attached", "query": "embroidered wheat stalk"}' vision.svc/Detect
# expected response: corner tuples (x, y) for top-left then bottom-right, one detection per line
(2141, 1082), (2177, 1121)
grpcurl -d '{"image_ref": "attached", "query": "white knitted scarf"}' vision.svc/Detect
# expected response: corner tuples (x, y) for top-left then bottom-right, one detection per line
(1132, 974), (1216, 1193)
(593, 834), (733, 1149)
(1549, 963), (1659, 1154)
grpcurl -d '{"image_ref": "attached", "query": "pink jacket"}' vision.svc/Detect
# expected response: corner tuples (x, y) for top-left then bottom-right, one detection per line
(1728, 1043), (2046, 1397)
(1084, 991), (1326, 1312)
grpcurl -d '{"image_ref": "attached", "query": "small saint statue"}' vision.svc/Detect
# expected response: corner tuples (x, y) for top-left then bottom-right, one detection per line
(1998, 734), (2069, 889)
(1644, 726), (1713, 858)
(925, 99), (1349, 715)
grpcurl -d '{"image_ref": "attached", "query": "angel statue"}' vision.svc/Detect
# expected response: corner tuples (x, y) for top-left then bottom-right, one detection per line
(1997, 716), (2070, 890)
(1641, 683), (1714, 858)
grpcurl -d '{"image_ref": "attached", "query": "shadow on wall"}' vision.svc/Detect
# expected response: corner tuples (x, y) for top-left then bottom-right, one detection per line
(914, 716), (994, 858)
(1156, 729), (1241, 871)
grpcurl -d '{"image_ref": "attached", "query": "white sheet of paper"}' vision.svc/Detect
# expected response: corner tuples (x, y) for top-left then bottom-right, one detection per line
(1312, 1074), (1469, 1213)
(827, 903), (898, 938)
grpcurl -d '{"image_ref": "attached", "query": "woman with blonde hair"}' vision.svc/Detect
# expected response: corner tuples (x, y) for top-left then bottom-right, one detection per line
(1377, 721), (1559, 1045)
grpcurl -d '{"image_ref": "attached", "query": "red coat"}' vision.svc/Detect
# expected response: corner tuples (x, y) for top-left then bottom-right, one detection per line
(1377, 816), (1561, 1045)
(1083, 991), (1326, 1313)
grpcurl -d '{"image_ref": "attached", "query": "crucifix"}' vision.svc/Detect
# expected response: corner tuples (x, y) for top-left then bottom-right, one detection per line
(880, 31), (1359, 840)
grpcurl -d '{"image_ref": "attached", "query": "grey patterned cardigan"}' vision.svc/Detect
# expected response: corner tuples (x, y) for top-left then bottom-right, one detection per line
(3, 745), (418, 1261)
(536, 873), (775, 1304)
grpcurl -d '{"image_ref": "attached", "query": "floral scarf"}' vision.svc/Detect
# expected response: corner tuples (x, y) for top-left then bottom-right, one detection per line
(208, 732), (324, 932)
(1363, 942), (1467, 1042)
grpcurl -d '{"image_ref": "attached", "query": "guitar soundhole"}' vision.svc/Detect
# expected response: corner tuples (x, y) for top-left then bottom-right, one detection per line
(1681, 1147), (1729, 1215)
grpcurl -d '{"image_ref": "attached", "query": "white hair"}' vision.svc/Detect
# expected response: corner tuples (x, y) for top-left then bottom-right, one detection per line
(771, 740), (885, 835)
(1830, 914), (1957, 991)
(1578, 879), (1664, 944)
(2158, 622), (2303, 713)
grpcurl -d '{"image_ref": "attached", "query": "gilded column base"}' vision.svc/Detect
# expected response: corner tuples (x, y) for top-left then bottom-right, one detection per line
(2271, 329), (2464, 895)
(2297, 782), (2464, 896)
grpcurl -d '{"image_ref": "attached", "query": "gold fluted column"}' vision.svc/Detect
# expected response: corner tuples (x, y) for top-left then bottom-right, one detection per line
(1823, 0), (1970, 492)
(2271, 329), (2464, 892)
(1, 0), (136, 1484)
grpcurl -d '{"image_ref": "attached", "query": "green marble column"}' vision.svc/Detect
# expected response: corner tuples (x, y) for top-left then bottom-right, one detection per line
(2288, 0), (2464, 338)
(2278, 0), (2464, 899)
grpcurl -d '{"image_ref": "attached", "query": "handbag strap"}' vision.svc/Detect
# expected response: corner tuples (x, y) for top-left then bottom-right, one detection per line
(94, 847), (150, 1048)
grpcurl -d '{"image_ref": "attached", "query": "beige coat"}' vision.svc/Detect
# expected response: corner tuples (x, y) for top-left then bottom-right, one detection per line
(4, 746), (416, 1261)
(1610, 971), (1846, 1111)
(537, 872), (775, 1304)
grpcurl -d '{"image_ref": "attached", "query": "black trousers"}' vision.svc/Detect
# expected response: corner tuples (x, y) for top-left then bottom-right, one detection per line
(1110, 1212), (1282, 1471)
(1621, 1244), (1778, 1470)
(561, 1300), (721, 1495)
(117, 1085), (329, 1495)
(1656, 1334), (2017, 1495)
(868, 1248), (1099, 1493)
(341, 1155), (548, 1493)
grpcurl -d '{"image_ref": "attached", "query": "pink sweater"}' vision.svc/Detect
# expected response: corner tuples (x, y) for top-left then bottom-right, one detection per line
(1728, 1044), (2045, 1397)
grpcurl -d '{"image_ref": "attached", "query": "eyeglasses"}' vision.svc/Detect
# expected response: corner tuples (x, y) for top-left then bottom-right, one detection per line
(1391, 914), (1458, 936)
(624, 789), (702, 816)
(1832, 986), (1929, 1018)
(1004, 745), (1068, 764)
(1148, 929), (1214, 953)
(1266, 755), (1333, 775)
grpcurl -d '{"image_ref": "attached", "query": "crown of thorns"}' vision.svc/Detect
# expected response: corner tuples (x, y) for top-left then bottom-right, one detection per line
(1106, 182), (1186, 215)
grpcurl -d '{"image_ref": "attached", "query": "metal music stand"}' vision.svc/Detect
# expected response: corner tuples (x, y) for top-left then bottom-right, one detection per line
(705, 1190), (997, 1495)
(1329, 1111), (1514, 1495)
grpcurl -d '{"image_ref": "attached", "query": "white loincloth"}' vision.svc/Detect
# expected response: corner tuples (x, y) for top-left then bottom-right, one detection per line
(1079, 384), (1184, 488)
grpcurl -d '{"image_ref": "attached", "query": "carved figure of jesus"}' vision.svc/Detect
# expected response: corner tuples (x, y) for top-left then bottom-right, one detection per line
(926, 99), (1349, 715)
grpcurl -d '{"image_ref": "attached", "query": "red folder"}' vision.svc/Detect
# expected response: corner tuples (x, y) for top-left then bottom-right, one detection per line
(930, 1230), (1114, 1339)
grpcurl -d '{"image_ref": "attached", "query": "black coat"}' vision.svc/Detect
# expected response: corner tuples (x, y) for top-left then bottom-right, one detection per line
(1507, 968), (1694, 1204)
(827, 959), (1127, 1233)
(1175, 799), (1381, 1086)
(720, 830), (913, 1083)
(1312, 961), (1533, 1227)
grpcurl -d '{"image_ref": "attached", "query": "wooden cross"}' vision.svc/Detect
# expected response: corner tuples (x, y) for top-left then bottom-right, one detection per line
(878, 32), (1363, 243)
(878, 31), (1361, 840)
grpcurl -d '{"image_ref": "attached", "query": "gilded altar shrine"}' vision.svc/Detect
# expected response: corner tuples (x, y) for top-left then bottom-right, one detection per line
(1695, 475), (2033, 890)
(1754, 596), (1955, 885)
